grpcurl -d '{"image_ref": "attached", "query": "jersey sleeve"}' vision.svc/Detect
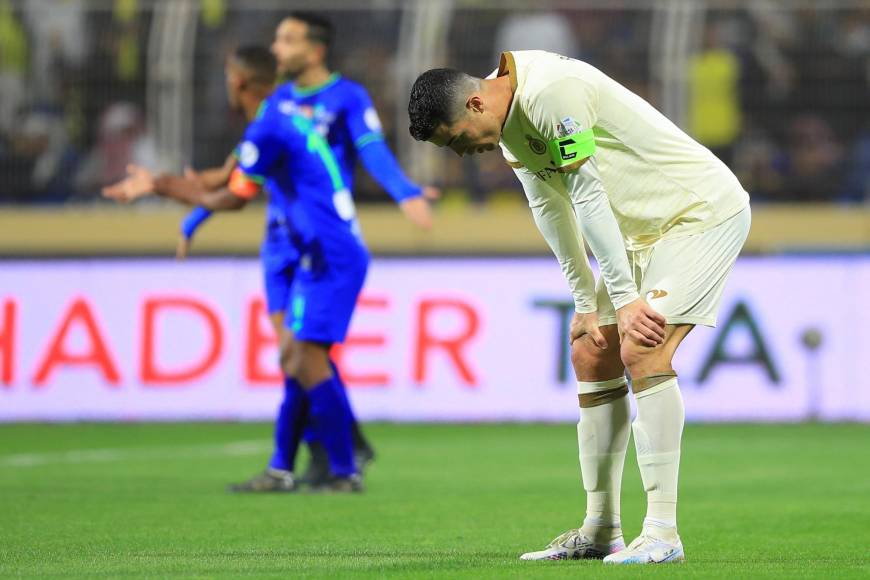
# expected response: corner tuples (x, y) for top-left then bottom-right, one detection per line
(527, 77), (638, 311)
(228, 117), (282, 200)
(525, 77), (599, 169)
(345, 84), (385, 150)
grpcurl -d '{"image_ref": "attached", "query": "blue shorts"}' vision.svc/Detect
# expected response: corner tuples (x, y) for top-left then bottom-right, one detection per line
(287, 256), (368, 345)
(262, 251), (298, 315)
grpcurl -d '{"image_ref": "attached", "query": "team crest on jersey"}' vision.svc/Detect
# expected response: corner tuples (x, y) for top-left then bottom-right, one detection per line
(555, 116), (580, 137)
(364, 108), (382, 132)
(526, 134), (547, 155)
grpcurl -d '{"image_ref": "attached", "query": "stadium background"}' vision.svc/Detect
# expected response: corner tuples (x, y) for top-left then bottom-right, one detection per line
(0, 1), (868, 577)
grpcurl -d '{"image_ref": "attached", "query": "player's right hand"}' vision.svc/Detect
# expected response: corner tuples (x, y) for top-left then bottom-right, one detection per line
(102, 164), (155, 203)
(570, 311), (608, 350)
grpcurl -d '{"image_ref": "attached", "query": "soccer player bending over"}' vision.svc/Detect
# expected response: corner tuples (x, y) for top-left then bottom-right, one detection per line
(408, 51), (750, 564)
(106, 46), (369, 492)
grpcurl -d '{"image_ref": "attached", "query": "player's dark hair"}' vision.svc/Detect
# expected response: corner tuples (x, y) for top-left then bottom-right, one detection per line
(288, 11), (333, 51)
(408, 68), (479, 141)
(232, 45), (277, 86)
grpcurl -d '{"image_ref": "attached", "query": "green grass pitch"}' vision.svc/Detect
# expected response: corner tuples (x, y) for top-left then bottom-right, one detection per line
(1, 422), (868, 578)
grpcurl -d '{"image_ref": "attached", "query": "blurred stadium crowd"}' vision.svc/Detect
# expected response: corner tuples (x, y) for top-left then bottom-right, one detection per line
(0, 0), (867, 205)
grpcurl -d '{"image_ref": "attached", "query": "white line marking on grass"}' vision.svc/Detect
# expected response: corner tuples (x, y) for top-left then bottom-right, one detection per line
(0, 440), (270, 468)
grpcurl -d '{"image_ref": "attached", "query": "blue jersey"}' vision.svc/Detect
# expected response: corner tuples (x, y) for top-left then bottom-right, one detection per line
(182, 73), (420, 269)
(272, 74), (422, 203)
(231, 96), (368, 272)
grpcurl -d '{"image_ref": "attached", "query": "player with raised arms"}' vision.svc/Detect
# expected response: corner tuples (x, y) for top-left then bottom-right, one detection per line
(105, 45), (369, 492)
(408, 51), (751, 564)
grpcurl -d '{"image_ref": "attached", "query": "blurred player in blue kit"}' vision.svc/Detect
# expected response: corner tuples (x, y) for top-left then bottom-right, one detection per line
(104, 33), (434, 491)
(180, 13), (438, 489)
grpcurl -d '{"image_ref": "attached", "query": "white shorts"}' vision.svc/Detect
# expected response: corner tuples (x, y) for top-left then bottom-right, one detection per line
(597, 206), (751, 328)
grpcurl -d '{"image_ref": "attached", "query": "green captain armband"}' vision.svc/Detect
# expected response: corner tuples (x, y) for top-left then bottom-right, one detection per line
(548, 128), (595, 168)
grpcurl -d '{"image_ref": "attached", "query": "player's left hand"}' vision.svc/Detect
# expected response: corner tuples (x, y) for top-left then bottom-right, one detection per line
(400, 195), (436, 230)
(616, 298), (666, 347)
(102, 164), (155, 203)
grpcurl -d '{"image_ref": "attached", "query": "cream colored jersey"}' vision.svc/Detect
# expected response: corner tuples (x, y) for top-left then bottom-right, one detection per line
(498, 50), (749, 251)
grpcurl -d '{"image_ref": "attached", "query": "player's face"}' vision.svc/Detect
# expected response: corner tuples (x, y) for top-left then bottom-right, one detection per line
(272, 19), (316, 79)
(428, 110), (501, 157)
(224, 62), (245, 111)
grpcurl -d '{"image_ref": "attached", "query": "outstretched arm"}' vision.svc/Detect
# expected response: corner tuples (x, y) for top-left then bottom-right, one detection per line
(102, 164), (247, 210)
(347, 86), (439, 229)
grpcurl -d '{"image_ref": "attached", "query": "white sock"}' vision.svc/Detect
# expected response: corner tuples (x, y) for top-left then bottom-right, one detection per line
(632, 377), (685, 531)
(576, 376), (631, 538)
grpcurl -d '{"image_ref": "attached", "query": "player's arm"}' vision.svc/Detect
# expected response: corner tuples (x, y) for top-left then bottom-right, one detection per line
(529, 78), (664, 345)
(151, 172), (247, 210)
(515, 169), (597, 304)
(176, 153), (239, 258)
(189, 152), (237, 190)
(346, 86), (439, 229)
(101, 163), (243, 211)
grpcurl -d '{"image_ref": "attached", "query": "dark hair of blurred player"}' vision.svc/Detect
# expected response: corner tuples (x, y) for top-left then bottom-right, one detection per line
(271, 12), (333, 84)
(225, 46), (277, 119)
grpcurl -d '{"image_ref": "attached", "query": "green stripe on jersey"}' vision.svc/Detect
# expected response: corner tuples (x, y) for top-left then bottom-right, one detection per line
(354, 132), (384, 150)
(291, 115), (345, 192)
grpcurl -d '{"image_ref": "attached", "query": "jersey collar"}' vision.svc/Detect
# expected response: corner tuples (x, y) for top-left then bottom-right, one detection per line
(293, 73), (341, 97)
(497, 52), (518, 92)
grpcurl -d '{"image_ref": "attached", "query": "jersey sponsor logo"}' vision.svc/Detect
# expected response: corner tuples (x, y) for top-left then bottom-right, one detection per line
(534, 167), (559, 181)
(278, 100), (333, 137)
(647, 289), (669, 300)
(238, 141), (259, 168)
(525, 134), (547, 155)
(364, 108), (383, 132)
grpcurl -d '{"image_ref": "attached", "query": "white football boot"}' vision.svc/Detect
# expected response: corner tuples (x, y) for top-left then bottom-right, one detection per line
(602, 526), (685, 565)
(520, 527), (625, 561)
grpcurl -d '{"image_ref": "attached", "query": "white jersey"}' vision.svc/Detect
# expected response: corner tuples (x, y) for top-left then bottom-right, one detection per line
(498, 50), (749, 251)
(494, 50), (750, 313)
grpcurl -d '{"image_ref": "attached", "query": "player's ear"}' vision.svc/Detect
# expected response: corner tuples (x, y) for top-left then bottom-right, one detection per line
(467, 95), (484, 114)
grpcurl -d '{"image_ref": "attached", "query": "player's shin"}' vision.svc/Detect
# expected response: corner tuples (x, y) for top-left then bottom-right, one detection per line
(577, 377), (631, 541)
(307, 375), (357, 478)
(329, 358), (375, 463)
(630, 374), (684, 533)
(268, 377), (309, 473)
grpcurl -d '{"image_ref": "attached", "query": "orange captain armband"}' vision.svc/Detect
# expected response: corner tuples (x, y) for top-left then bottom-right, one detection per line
(228, 167), (263, 200)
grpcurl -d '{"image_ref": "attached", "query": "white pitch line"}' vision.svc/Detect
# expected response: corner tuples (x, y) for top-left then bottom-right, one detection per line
(0, 440), (270, 468)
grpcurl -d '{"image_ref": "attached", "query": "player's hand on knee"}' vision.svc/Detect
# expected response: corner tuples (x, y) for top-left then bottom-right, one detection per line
(616, 298), (666, 347)
(570, 311), (608, 350)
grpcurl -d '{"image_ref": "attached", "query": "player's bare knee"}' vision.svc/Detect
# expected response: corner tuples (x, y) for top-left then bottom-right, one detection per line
(619, 338), (647, 369)
(571, 335), (623, 381)
(294, 343), (332, 388)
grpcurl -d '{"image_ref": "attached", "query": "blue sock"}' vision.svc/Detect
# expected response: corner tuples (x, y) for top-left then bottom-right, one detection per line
(268, 377), (309, 472)
(307, 375), (356, 477)
(304, 360), (356, 448)
(330, 359), (359, 425)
